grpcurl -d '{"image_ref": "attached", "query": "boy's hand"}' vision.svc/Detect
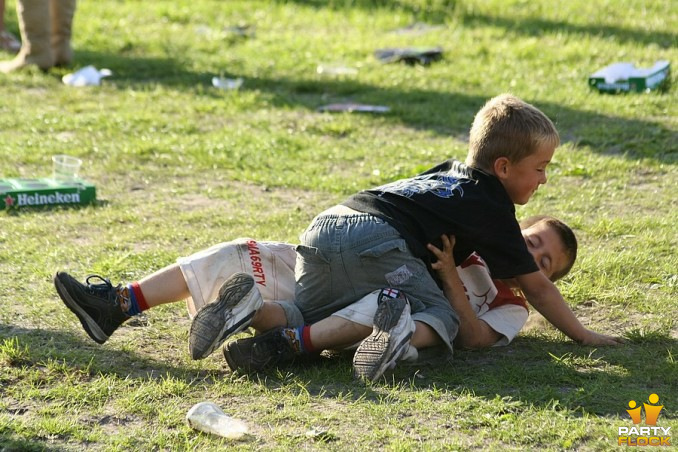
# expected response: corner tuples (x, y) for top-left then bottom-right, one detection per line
(427, 234), (457, 278)
(578, 329), (625, 346)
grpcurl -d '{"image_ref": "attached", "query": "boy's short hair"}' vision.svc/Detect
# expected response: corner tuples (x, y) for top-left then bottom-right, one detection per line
(467, 94), (560, 171)
(519, 215), (577, 282)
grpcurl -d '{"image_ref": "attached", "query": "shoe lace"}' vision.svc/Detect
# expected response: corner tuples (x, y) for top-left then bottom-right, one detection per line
(84, 274), (122, 305)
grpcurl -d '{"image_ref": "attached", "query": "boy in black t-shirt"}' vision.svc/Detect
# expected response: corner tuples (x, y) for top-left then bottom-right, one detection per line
(224, 94), (617, 378)
(244, 93), (618, 380)
(192, 94), (620, 380)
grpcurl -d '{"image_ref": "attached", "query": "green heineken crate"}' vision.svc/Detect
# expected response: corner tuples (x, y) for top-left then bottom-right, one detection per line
(0, 178), (96, 209)
(589, 60), (670, 93)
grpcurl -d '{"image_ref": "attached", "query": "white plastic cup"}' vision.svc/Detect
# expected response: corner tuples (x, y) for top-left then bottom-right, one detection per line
(186, 401), (249, 440)
(52, 155), (82, 181)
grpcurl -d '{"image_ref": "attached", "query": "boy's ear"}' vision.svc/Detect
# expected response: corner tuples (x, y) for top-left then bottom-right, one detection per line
(493, 157), (510, 179)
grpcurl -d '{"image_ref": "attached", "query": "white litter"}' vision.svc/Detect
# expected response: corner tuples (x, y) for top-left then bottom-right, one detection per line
(212, 77), (243, 90)
(62, 65), (112, 86)
(186, 401), (249, 440)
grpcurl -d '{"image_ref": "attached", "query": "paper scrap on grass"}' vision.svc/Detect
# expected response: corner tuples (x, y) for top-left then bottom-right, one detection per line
(62, 65), (112, 86)
(316, 64), (358, 76)
(212, 76), (244, 90)
(317, 103), (390, 113)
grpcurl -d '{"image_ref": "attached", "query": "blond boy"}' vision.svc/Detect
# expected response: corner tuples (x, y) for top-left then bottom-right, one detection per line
(212, 93), (621, 380)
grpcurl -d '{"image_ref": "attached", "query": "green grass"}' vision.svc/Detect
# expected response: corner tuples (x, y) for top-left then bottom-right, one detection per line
(1, 0), (676, 450)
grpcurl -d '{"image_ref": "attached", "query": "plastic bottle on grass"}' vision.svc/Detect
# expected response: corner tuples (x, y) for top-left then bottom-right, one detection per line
(186, 401), (249, 440)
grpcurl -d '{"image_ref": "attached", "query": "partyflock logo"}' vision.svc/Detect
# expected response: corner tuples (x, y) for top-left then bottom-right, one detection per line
(618, 393), (671, 446)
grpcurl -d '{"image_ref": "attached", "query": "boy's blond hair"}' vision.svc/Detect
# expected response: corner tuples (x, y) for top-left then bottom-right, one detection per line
(466, 94), (560, 172)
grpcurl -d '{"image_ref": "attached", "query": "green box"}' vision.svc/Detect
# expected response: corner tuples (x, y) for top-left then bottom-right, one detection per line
(589, 60), (670, 93)
(0, 178), (96, 209)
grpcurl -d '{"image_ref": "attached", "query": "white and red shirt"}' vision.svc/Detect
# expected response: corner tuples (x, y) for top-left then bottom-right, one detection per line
(457, 252), (528, 346)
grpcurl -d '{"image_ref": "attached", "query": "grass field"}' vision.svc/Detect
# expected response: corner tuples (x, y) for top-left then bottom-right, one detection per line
(1, 0), (676, 450)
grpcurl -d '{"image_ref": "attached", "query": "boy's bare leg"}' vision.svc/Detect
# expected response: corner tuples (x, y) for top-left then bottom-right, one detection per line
(52, 262), (187, 344)
(137, 263), (190, 309)
(410, 321), (442, 348)
(250, 302), (288, 332)
(311, 318), (441, 351)
(309, 315), (372, 350)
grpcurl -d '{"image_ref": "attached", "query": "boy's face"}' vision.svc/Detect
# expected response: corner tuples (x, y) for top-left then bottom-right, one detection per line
(497, 144), (555, 205)
(521, 221), (567, 280)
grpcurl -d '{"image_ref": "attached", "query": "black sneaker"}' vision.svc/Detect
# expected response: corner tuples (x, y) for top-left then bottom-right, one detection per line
(53, 272), (129, 344)
(223, 327), (298, 372)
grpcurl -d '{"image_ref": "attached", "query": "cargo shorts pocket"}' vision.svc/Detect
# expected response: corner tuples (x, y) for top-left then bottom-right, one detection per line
(295, 244), (330, 274)
(357, 238), (409, 259)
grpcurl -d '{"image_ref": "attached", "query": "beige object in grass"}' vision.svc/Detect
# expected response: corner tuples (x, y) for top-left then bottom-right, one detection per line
(186, 401), (250, 440)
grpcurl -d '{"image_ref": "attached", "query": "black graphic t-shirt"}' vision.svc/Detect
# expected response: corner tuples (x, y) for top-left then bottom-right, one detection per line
(343, 159), (538, 279)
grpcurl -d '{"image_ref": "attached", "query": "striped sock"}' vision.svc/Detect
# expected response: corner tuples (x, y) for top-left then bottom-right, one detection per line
(121, 282), (149, 316)
(300, 325), (316, 353)
(282, 326), (315, 354)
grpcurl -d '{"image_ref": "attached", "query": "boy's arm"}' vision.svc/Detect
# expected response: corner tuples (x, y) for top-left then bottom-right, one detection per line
(428, 235), (502, 349)
(515, 272), (623, 345)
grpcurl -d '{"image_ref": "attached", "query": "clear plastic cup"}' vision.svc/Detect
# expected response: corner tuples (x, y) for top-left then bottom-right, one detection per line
(186, 401), (249, 440)
(52, 155), (82, 181)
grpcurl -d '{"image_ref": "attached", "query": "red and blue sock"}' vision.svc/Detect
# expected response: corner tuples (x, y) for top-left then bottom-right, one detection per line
(282, 325), (316, 354)
(119, 282), (149, 316)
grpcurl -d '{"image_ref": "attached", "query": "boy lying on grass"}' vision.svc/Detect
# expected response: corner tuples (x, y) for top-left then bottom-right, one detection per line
(54, 215), (607, 381)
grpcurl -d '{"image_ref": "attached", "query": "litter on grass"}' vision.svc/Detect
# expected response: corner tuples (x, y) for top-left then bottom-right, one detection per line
(588, 60), (670, 93)
(317, 103), (390, 113)
(316, 64), (358, 76)
(62, 65), (112, 86)
(186, 401), (249, 440)
(374, 47), (443, 65)
(212, 76), (244, 90)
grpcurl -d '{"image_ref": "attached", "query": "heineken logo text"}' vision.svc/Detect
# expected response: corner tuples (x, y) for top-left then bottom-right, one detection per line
(15, 192), (81, 206)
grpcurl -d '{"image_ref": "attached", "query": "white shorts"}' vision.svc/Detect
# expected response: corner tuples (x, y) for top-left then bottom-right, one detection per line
(177, 238), (297, 317)
(177, 237), (380, 324)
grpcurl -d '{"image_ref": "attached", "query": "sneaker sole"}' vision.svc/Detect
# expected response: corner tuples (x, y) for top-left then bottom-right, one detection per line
(53, 272), (108, 344)
(353, 297), (412, 382)
(188, 273), (262, 360)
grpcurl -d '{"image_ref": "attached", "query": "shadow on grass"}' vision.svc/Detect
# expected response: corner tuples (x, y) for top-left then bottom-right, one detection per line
(0, 324), (221, 383)
(411, 335), (678, 418)
(249, 335), (677, 419)
(275, 1), (676, 49)
(2, 323), (675, 421)
(235, 75), (677, 163)
(62, 48), (676, 164)
(272, 0), (458, 22)
(0, 434), (55, 452)
(460, 12), (677, 49)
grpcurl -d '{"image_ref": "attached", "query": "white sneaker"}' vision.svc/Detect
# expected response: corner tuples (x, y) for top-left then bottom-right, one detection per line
(353, 288), (415, 381)
(189, 273), (263, 359)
